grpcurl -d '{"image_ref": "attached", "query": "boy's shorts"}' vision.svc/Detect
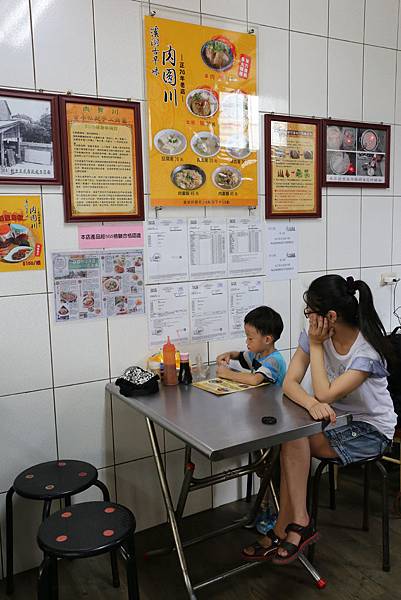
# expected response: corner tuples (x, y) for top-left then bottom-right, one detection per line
(324, 421), (391, 466)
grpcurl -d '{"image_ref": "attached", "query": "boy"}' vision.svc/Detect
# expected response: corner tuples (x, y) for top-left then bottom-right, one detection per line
(216, 305), (286, 387)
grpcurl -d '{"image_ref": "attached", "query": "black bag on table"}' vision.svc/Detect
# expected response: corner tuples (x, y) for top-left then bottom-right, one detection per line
(386, 327), (401, 425)
(115, 366), (159, 397)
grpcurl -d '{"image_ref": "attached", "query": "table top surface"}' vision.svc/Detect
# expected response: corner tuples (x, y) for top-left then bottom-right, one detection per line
(107, 375), (351, 461)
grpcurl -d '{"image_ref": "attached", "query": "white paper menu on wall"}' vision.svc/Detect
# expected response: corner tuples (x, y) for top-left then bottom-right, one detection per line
(146, 219), (189, 283)
(228, 218), (263, 276)
(189, 218), (228, 280)
(229, 278), (264, 337)
(265, 222), (298, 281)
(146, 282), (190, 347)
(190, 280), (228, 342)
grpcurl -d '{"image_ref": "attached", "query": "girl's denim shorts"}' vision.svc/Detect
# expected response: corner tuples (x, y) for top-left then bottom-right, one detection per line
(324, 421), (391, 466)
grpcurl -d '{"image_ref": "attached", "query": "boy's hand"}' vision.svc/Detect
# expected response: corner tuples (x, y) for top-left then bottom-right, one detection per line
(216, 352), (231, 366)
(308, 314), (334, 345)
(308, 401), (336, 424)
(216, 365), (232, 379)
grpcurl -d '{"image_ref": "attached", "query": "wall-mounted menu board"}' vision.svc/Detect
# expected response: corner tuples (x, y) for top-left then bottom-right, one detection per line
(265, 114), (322, 218)
(145, 16), (257, 207)
(323, 119), (390, 187)
(59, 96), (144, 222)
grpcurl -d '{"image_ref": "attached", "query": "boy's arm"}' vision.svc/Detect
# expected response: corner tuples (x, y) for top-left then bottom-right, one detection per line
(216, 365), (265, 386)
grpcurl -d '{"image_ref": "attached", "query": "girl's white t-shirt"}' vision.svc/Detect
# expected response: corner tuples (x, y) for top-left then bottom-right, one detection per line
(299, 329), (397, 440)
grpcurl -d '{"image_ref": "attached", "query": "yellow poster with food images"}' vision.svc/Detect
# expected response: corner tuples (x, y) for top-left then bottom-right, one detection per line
(145, 16), (257, 207)
(0, 195), (44, 271)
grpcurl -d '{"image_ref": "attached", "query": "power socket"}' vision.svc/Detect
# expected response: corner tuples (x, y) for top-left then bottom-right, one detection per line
(380, 273), (400, 286)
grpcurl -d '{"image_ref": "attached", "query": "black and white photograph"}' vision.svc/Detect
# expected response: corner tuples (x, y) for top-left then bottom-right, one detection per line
(0, 89), (61, 185)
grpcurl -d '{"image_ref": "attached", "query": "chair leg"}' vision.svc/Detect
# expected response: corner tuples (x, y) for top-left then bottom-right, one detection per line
(328, 463), (336, 510)
(42, 500), (52, 521)
(308, 460), (327, 562)
(374, 460), (390, 572)
(245, 453), (253, 503)
(110, 549), (120, 588)
(6, 487), (15, 595)
(362, 462), (371, 531)
(124, 534), (140, 600)
(94, 479), (110, 502)
(37, 554), (53, 600)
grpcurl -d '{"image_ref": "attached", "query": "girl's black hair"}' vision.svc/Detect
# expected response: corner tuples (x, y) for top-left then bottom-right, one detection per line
(304, 274), (393, 363)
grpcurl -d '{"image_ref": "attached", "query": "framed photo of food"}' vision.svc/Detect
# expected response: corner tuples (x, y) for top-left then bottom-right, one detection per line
(265, 114), (322, 219)
(59, 95), (144, 222)
(323, 119), (390, 187)
(0, 88), (61, 185)
(144, 16), (257, 207)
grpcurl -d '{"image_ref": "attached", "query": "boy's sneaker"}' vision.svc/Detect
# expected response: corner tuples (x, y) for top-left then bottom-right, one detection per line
(255, 509), (277, 535)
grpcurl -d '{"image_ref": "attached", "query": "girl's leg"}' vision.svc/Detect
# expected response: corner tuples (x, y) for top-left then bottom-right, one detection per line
(277, 432), (338, 558)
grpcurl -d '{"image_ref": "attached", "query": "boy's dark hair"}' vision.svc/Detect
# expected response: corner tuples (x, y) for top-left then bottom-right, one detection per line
(244, 306), (283, 341)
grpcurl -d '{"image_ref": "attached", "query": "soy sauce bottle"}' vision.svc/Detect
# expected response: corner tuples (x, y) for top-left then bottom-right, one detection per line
(178, 352), (192, 385)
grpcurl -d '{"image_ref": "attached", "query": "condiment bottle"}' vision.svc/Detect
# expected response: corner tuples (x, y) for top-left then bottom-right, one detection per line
(178, 352), (192, 385)
(162, 337), (178, 385)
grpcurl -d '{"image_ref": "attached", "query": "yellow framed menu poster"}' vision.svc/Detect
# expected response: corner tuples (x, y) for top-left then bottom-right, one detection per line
(145, 16), (257, 207)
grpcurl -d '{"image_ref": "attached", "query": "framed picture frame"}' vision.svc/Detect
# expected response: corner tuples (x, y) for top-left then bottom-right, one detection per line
(265, 114), (322, 219)
(0, 88), (61, 185)
(59, 95), (144, 222)
(323, 119), (390, 188)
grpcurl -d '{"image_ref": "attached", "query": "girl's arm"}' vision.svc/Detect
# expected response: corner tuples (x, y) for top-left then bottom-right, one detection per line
(216, 365), (265, 386)
(309, 317), (369, 403)
(283, 347), (336, 423)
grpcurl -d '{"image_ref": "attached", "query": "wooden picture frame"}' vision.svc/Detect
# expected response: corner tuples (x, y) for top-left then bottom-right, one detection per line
(323, 119), (390, 188)
(0, 88), (61, 185)
(265, 114), (322, 219)
(59, 95), (144, 222)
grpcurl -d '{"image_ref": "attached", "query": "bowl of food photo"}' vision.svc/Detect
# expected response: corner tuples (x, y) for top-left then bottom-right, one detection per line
(171, 164), (206, 190)
(3, 245), (34, 263)
(154, 129), (187, 155)
(212, 166), (242, 190)
(190, 131), (220, 157)
(201, 36), (235, 71)
(186, 89), (219, 118)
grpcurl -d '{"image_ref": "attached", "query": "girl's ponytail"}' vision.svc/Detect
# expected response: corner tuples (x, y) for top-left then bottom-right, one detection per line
(353, 279), (392, 362)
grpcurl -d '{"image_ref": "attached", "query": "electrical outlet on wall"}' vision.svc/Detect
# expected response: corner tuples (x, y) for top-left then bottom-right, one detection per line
(380, 273), (400, 286)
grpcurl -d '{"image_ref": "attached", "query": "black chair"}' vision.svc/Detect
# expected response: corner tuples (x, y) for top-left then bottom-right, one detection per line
(6, 459), (110, 594)
(309, 456), (390, 571)
(37, 501), (139, 600)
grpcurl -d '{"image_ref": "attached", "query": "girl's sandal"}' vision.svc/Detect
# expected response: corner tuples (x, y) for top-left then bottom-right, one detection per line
(241, 529), (283, 561)
(272, 521), (320, 566)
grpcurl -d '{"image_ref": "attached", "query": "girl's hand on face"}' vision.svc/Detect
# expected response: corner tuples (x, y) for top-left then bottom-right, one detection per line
(308, 401), (336, 424)
(308, 314), (334, 344)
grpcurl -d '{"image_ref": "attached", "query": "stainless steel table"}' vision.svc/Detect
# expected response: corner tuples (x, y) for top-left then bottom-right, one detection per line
(107, 377), (351, 598)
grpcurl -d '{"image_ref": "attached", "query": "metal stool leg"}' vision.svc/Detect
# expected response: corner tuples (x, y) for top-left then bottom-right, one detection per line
(374, 460), (390, 571)
(245, 453), (253, 503)
(6, 487), (15, 595)
(42, 500), (52, 521)
(308, 460), (327, 562)
(124, 533), (140, 600)
(328, 463), (336, 510)
(362, 462), (371, 531)
(37, 554), (52, 600)
(94, 479), (110, 501)
(110, 550), (120, 587)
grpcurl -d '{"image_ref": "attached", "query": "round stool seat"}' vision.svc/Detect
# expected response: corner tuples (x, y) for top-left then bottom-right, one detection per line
(37, 501), (136, 558)
(13, 460), (98, 500)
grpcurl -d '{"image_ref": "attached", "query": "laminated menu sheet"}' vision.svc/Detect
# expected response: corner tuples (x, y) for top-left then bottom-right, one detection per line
(146, 218), (189, 283)
(190, 280), (228, 341)
(189, 218), (227, 280)
(193, 377), (268, 395)
(146, 282), (190, 346)
(228, 218), (263, 276)
(52, 250), (145, 322)
(229, 278), (263, 337)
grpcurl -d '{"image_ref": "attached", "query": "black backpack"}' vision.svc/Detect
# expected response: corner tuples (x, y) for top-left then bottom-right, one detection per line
(387, 327), (401, 425)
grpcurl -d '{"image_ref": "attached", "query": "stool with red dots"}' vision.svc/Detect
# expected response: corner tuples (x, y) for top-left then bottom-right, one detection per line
(37, 501), (139, 599)
(6, 460), (111, 594)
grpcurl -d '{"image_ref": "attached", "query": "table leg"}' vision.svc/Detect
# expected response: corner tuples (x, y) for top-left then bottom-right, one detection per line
(146, 418), (197, 600)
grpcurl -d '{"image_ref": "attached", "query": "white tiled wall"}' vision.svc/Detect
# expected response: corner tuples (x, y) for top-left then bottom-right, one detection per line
(1, 0), (401, 576)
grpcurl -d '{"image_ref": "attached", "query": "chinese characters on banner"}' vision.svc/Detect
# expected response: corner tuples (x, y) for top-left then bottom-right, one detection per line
(145, 16), (258, 207)
(0, 196), (44, 272)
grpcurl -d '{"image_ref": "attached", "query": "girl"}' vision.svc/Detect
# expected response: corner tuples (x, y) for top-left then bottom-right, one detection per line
(242, 274), (396, 564)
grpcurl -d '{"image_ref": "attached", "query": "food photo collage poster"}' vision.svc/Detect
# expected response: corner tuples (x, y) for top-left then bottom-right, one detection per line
(145, 16), (258, 207)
